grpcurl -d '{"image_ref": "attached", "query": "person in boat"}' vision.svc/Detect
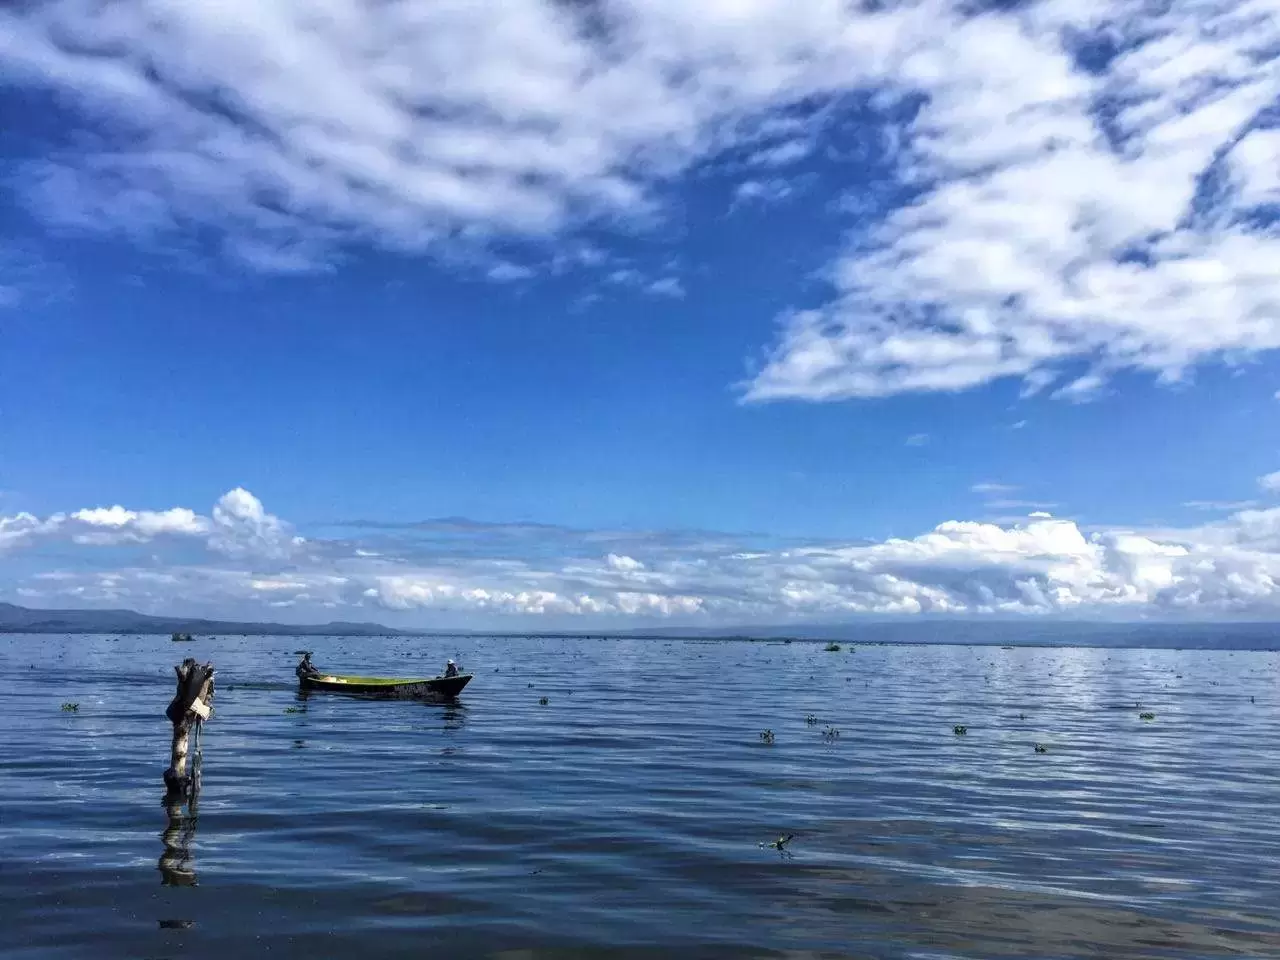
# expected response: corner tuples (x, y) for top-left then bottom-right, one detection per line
(296, 653), (320, 679)
(444, 659), (459, 678)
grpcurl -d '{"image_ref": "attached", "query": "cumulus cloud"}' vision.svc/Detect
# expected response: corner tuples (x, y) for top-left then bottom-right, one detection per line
(14, 488), (1280, 621)
(0, 488), (299, 558)
(1259, 471), (1280, 493)
(208, 488), (304, 559)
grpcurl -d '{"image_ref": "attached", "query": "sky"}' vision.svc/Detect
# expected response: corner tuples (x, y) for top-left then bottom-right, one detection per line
(2, 0), (1280, 628)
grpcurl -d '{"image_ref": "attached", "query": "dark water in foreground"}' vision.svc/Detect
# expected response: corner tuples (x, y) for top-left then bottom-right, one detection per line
(2, 634), (1279, 959)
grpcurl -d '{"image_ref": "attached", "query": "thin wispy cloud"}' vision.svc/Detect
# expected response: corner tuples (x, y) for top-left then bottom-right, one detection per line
(971, 482), (1017, 496)
(731, 178), (798, 209)
(1184, 500), (1261, 511)
(985, 499), (1060, 511)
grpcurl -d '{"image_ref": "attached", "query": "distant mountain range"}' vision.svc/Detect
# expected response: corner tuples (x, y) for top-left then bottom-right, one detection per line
(0, 602), (402, 637)
(1, 602), (1277, 648)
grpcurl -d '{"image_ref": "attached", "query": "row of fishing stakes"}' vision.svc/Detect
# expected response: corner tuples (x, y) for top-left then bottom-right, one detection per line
(160, 658), (214, 887)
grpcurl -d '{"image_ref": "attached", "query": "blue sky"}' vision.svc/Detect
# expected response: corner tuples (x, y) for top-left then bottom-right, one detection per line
(2, 0), (1280, 627)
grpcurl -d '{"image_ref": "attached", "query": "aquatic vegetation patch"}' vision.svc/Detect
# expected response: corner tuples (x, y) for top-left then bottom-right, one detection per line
(538, 696), (549, 706)
(822, 726), (840, 741)
(1139, 711), (1155, 720)
(824, 643), (842, 652)
(805, 714), (819, 725)
(1034, 743), (1048, 754)
(60, 702), (79, 712)
(953, 725), (967, 735)
(759, 729), (775, 744)
(284, 706), (303, 714)
(762, 833), (796, 851)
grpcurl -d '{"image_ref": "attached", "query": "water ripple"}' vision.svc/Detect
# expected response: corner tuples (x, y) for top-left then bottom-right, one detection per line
(2, 634), (1278, 958)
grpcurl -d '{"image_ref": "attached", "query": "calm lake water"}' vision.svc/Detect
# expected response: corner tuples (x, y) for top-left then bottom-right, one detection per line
(3, 634), (1279, 959)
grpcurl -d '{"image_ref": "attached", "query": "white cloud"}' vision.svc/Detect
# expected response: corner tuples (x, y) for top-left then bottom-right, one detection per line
(986, 499), (1059, 511)
(0, 487), (298, 559)
(5, 1), (1276, 398)
(1233, 127), (1280, 208)
(487, 262), (535, 283)
(732, 178), (796, 208)
(0, 0), (912, 269)
(209, 488), (303, 559)
(744, 0), (1280, 402)
(747, 139), (813, 168)
(1260, 471), (1280, 493)
(606, 553), (646, 573)
(70, 505), (209, 542)
(905, 433), (929, 446)
(16, 489), (1280, 621)
(971, 482), (1017, 495)
(1184, 499), (1261, 511)
(645, 277), (685, 299)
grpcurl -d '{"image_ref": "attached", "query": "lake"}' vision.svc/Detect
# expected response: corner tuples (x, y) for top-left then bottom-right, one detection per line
(3, 633), (1279, 959)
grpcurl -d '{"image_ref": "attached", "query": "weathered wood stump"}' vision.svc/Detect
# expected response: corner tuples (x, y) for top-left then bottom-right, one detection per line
(164, 658), (214, 798)
(160, 658), (213, 887)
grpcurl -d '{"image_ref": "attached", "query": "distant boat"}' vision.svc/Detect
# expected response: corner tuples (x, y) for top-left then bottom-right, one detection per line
(298, 672), (472, 699)
(171, 632), (195, 642)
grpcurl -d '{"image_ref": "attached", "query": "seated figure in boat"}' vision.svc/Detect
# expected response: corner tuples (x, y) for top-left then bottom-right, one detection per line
(444, 659), (459, 678)
(296, 652), (320, 679)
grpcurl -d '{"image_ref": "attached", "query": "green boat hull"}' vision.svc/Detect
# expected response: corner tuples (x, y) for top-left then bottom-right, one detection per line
(299, 673), (473, 699)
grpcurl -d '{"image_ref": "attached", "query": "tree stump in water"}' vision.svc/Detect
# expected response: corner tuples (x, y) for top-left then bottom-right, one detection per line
(164, 658), (214, 798)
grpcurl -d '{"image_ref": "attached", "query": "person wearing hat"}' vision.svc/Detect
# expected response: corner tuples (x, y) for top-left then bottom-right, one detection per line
(296, 652), (320, 679)
(444, 658), (459, 678)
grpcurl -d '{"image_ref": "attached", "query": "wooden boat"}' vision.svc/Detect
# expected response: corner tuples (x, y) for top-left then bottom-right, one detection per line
(298, 672), (472, 699)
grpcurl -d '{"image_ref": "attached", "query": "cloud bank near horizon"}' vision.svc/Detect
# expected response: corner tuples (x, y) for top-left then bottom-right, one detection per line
(2, 0), (1277, 402)
(8, 486), (1280, 624)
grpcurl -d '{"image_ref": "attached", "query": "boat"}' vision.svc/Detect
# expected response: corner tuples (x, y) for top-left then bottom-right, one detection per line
(298, 672), (472, 698)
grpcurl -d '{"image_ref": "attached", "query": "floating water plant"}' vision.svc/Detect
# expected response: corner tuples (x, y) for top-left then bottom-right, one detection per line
(953, 725), (967, 735)
(1139, 711), (1155, 720)
(284, 706), (303, 714)
(61, 702), (79, 712)
(805, 714), (819, 725)
(1034, 743), (1047, 754)
(824, 643), (842, 652)
(766, 833), (795, 850)
(759, 729), (775, 744)
(822, 726), (840, 741)
(538, 696), (549, 706)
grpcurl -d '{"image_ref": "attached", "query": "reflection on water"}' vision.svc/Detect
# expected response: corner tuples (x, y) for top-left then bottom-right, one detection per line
(158, 794), (199, 887)
(441, 703), (466, 731)
(1, 634), (1278, 959)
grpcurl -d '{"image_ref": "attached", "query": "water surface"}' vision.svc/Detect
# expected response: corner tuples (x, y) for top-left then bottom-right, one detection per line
(3, 634), (1279, 958)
